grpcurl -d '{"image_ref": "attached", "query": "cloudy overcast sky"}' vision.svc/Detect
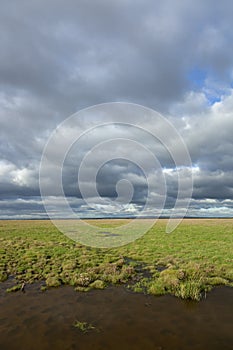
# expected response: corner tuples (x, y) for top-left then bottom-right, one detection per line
(1, 0), (233, 219)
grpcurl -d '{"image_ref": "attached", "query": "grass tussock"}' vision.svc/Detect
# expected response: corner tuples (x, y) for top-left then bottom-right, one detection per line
(73, 320), (96, 333)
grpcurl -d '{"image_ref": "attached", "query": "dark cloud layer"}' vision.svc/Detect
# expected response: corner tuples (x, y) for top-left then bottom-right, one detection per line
(1, 0), (233, 218)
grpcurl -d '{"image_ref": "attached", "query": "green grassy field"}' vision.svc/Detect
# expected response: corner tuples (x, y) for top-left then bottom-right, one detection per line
(0, 219), (232, 300)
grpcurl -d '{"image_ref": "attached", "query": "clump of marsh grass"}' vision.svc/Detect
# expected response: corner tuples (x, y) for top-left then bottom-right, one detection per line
(89, 279), (105, 289)
(45, 274), (61, 287)
(132, 263), (210, 301)
(175, 280), (203, 301)
(0, 271), (8, 282)
(6, 284), (22, 293)
(73, 320), (96, 333)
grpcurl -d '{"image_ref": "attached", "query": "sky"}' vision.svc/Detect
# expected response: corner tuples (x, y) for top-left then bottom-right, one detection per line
(0, 0), (233, 219)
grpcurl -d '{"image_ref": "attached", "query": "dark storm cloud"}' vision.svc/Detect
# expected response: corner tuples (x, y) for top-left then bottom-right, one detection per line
(1, 0), (233, 111)
(0, 197), (45, 219)
(1, 0), (233, 217)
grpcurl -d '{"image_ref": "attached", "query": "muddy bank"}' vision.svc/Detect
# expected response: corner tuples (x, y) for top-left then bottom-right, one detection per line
(0, 283), (232, 350)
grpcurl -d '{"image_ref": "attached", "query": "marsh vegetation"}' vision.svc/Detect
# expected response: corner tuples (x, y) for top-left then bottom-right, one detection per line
(0, 219), (232, 300)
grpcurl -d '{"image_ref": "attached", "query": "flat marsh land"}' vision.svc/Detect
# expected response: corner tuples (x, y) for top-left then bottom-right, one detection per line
(0, 218), (232, 300)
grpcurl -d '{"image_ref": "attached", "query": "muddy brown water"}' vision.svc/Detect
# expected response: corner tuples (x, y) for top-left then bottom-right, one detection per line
(0, 282), (232, 350)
